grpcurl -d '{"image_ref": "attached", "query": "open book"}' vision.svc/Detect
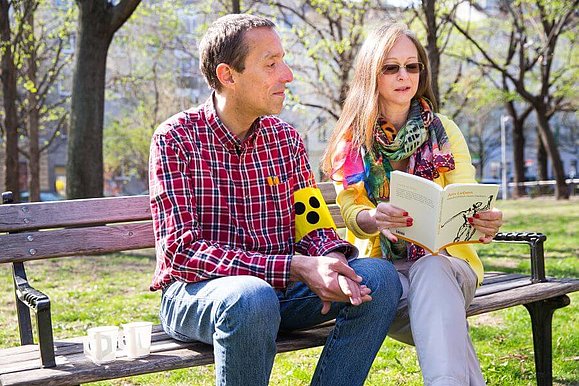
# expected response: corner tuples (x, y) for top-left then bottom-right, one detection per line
(389, 171), (499, 254)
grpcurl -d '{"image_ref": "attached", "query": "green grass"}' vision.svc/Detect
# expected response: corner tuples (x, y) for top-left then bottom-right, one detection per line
(0, 198), (577, 385)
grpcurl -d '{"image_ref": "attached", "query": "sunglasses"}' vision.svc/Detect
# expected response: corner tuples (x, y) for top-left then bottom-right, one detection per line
(381, 62), (424, 75)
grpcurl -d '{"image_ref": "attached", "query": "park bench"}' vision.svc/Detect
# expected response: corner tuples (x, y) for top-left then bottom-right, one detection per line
(0, 182), (577, 386)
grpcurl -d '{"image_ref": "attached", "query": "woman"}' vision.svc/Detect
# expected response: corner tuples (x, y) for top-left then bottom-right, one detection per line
(321, 22), (503, 385)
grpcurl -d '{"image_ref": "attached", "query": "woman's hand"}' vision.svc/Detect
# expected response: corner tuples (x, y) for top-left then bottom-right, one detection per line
(469, 208), (503, 243)
(369, 202), (413, 243)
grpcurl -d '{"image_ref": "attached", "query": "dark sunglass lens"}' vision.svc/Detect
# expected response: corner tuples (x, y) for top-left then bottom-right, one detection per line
(406, 63), (422, 73)
(383, 65), (400, 74)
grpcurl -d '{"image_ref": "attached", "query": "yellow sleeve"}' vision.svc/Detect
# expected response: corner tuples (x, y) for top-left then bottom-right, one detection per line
(436, 114), (476, 185)
(335, 182), (379, 240)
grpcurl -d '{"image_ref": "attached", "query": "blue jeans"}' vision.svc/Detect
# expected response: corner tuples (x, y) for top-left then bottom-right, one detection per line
(160, 257), (401, 386)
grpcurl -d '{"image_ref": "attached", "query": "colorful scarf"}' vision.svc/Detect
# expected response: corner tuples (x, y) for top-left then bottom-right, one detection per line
(333, 98), (455, 261)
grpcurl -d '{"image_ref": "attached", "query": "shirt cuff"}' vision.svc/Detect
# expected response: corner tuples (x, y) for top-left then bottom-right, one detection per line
(264, 254), (292, 289)
(317, 239), (359, 261)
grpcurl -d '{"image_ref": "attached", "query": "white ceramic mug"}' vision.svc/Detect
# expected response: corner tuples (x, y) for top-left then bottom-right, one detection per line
(119, 321), (153, 359)
(83, 326), (119, 365)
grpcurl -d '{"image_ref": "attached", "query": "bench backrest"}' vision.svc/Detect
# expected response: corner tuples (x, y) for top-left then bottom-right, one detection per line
(0, 182), (342, 264)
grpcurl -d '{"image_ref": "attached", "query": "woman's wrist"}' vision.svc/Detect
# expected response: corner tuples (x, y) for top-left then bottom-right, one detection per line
(356, 209), (378, 234)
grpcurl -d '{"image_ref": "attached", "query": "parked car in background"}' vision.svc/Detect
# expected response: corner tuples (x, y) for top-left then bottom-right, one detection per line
(19, 191), (64, 202)
(480, 178), (501, 185)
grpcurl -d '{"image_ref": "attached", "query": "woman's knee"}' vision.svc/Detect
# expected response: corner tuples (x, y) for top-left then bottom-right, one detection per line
(409, 254), (453, 283)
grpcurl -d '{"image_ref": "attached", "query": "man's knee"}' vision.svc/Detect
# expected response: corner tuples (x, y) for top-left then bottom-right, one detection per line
(216, 276), (281, 329)
(350, 258), (402, 309)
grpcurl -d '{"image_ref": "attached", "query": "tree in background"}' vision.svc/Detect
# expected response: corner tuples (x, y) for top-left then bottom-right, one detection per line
(201, 0), (261, 16)
(102, 0), (262, 194)
(0, 0), (23, 201)
(12, 0), (567, 199)
(405, 0), (465, 111)
(450, 0), (577, 199)
(66, 0), (140, 199)
(266, 0), (388, 123)
(104, 1), (198, 193)
(0, 0), (72, 202)
(21, 0), (73, 202)
(450, 38), (534, 195)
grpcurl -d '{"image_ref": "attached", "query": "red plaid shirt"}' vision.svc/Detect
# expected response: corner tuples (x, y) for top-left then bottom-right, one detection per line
(149, 97), (354, 291)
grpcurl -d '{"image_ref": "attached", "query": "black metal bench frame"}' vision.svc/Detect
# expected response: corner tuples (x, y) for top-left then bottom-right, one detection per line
(0, 189), (577, 386)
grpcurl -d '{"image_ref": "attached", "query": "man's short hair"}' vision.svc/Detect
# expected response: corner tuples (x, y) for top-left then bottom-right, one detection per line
(199, 14), (275, 91)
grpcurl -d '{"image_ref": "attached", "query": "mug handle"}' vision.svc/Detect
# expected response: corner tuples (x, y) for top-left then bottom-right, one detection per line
(83, 338), (92, 356)
(118, 331), (126, 352)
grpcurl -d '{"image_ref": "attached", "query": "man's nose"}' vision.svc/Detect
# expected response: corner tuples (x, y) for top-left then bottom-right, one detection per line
(281, 62), (294, 83)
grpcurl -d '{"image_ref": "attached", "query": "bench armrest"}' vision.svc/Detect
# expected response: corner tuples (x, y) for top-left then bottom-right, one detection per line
(12, 262), (56, 367)
(493, 232), (547, 283)
(14, 281), (51, 312)
(12, 252), (52, 313)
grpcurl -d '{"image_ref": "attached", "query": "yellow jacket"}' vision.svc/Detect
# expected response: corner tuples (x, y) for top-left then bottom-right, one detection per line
(335, 114), (484, 285)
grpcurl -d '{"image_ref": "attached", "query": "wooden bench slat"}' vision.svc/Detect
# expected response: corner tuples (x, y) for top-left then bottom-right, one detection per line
(0, 346), (42, 367)
(319, 183), (338, 204)
(0, 325), (335, 386)
(467, 279), (579, 316)
(476, 277), (534, 297)
(0, 186), (337, 234)
(480, 273), (528, 285)
(0, 196), (151, 233)
(329, 206), (345, 228)
(0, 223), (154, 263)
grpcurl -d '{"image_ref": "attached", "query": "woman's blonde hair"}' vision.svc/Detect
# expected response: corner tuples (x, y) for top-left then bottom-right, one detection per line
(320, 21), (436, 176)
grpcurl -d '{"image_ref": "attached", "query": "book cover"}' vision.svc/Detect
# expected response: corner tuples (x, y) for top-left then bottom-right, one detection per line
(389, 171), (499, 254)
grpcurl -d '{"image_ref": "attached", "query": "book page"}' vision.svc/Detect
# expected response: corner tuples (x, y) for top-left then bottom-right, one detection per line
(390, 171), (442, 253)
(436, 183), (499, 250)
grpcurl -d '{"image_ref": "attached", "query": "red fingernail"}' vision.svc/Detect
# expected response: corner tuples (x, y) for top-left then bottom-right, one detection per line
(474, 214), (480, 219)
(403, 211), (408, 216)
(407, 219), (413, 226)
(468, 218), (474, 224)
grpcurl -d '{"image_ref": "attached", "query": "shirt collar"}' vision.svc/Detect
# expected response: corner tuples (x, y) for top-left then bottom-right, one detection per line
(203, 93), (262, 154)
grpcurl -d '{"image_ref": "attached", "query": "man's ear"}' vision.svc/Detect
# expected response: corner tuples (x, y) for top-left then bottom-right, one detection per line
(216, 63), (235, 89)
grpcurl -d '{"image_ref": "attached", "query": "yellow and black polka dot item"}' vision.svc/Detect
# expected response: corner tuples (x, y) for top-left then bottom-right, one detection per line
(294, 187), (337, 242)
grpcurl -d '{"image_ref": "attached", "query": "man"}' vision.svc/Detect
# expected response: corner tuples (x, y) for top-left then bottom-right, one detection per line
(149, 14), (401, 386)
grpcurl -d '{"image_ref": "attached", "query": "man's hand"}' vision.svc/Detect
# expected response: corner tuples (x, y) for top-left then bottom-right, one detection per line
(326, 252), (371, 308)
(290, 253), (372, 314)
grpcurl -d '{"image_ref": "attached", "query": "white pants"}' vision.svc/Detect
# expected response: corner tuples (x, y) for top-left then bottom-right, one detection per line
(388, 254), (486, 386)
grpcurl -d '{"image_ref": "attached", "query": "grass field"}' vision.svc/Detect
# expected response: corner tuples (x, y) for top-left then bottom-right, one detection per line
(0, 198), (577, 385)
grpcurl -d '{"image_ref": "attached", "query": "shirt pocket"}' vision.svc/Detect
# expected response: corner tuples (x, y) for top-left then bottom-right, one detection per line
(266, 174), (293, 230)
(267, 174), (291, 204)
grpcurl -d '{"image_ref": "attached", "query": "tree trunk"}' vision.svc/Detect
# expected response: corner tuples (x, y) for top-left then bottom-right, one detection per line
(536, 132), (548, 196)
(511, 118), (525, 198)
(231, 0), (240, 13)
(535, 109), (568, 199)
(475, 135), (484, 180)
(66, 17), (110, 198)
(26, 4), (41, 202)
(422, 0), (440, 107)
(0, 0), (20, 201)
(67, 0), (141, 199)
(536, 132), (547, 176)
